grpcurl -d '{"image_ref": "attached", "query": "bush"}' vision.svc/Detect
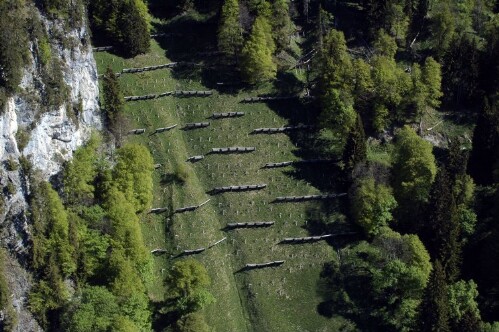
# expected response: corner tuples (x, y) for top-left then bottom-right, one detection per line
(175, 163), (190, 184)
(15, 129), (30, 152)
(5, 158), (18, 172)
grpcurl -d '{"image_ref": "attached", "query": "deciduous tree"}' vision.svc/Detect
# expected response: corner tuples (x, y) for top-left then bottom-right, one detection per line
(240, 15), (276, 83)
(350, 178), (397, 236)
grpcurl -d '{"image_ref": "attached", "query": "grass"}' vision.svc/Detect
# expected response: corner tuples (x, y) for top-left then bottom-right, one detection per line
(94, 17), (350, 331)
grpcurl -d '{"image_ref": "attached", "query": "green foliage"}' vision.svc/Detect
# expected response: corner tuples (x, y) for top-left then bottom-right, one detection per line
(271, 0), (292, 51)
(170, 163), (188, 184)
(384, 0), (409, 42)
(392, 126), (437, 204)
(63, 134), (101, 205)
(176, 312), (210, 332)
(112, 143), (154, 213)
(5, 158), (18, 172)
(371, 55), (409, 109)
(350, 178), (397, 236)
(102, 67), (124, 137)
(41, 0), (69, 17)
(447, 280), (480, 324)
(218, 0), (243, 55)
(77, 225), (110, 281)
(425, 168), (461, 281)
(240, 15), (277, 84)
(483, 322), (499, 332)
(373, 29), (398, 58)
(0, 252), (8, 311)
(166, 259), (215, 313)
(107, 249), (151, 330)
(318, 29), (353, 94)
(62, 286), (120, 332)
(422, 57), (443, 109)
(343, 113), (367, 171)
(88, 0), (151, 56)
(373, 104), (390, 133)
(322, 228), (431, 330)
(352, 58), (373, 103)
(419, 260), (451, 332)
(430, 1), (455, 57)
(37, 35), (52, 67)
(103, 188), (148, 267)
(117, 0), (151, 56)
(0, 0), (29, 108)
(318, 89), (356, 153)
(0, 251), (17, 331)
(31, 181), (75, 276)
(15, 128), (30, 152)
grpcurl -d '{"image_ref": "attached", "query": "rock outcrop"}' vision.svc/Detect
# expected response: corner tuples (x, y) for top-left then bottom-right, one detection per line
(0, 8), (101, 331)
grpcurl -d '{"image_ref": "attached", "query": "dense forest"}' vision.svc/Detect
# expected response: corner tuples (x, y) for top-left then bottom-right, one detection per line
(1, 0), (499, 331)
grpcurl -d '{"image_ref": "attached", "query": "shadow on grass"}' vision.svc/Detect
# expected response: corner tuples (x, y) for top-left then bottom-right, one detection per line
(160, 173), (186, 186)
(151, 14), (245, 94)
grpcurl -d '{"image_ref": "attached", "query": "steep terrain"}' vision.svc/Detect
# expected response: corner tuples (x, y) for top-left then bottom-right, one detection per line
(95, 17), (354, 330)
(0, 5), (100, 330)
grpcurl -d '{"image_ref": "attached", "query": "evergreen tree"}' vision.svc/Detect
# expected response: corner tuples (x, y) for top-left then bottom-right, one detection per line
(240, 15), (276, 84)
(458, 310), (482, 332)
(102, 67), (124, 139)
(422, 57), (443, 109)
(218, 0), (243, 56)
(318, 29), (353, 95)
(117, 0), (150, 57)
(419, 260), (451, 332)
(0, 0), (29, 107)
(425, 168), (461, 281)
(430, 0), (455, 58)
(88, 0), (150, 56)
(343, 113), (367, 171)
(318, 88), (356, 153)
(468, 98), (499, 185)
(373, 29), (398, 58)
(272, 0), (292, 51)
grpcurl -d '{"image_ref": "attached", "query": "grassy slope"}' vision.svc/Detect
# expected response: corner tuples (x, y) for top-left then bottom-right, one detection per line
(95, 17), (352, 332)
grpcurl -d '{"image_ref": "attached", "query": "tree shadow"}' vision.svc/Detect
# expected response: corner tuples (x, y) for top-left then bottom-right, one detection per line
(160, 173), (186, 186)
(150, 14), (245, 93)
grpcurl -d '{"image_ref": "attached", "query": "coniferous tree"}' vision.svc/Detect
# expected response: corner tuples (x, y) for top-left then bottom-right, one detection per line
(117, 0), (150, 57)
(318, 29), (353, 95)
(343, 113), (367, 172)
(240, 15), (276, 84)
(468, 98), (499, 185)
(89, 0), (150, 56)
(430, 0), (455, 58)
(422, 57), (443, 109)
(419, 260), (451, 332)
(102, 67), (125, 139)
(458, 310), (482, 332)
(272, 0), (292, 51)
(0, 0), (29, 107)
(218, 0), (243, 56)
(425, 168), (461, 281)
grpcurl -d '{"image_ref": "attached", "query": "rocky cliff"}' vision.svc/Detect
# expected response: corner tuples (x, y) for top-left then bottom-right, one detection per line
(0, 8), (101, 331)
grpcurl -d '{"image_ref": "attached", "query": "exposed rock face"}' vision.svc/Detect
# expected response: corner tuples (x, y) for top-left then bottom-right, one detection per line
(0, 10), (101, 332)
